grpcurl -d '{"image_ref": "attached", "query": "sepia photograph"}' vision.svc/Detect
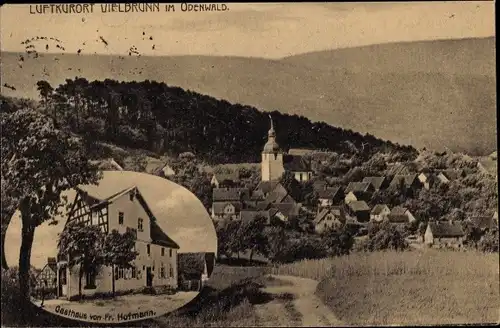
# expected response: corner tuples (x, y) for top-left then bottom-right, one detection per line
(0, 1), (498, 327)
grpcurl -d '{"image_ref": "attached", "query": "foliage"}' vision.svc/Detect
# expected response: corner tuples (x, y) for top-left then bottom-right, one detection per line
(57, 221), (105, 299)
(0, 107), (101, 299)
(321, 226), (355, 257)
(478, 229), (499, 253)
(361, 221), (409, 251)
(24, 79), (414, 165)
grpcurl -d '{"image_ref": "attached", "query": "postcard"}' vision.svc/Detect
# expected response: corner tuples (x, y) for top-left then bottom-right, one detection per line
(0, 2), (497, 327)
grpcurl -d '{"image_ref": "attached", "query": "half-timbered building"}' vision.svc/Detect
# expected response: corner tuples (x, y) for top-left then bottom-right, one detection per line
(56, 185), (180, 300)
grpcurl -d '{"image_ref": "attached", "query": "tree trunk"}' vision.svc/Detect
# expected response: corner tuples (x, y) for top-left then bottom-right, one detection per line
(237, 252), (240, 260)
(112, 264), (116, 297)
(19, 212), (35, 301)
(249, 249), (254, 261)
(78, 266), (83, 301)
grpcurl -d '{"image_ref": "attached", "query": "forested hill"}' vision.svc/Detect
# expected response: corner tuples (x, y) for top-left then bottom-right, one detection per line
(0, 78), (416, 164)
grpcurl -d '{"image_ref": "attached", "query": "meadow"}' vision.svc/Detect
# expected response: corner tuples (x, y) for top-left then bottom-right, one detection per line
(3, 251), (498, 327)
(272, 249), (500, 326)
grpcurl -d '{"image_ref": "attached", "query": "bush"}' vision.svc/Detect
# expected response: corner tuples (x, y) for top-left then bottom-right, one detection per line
(478, 230), (499, 253)
(273, 235), (328, 263)
(362, 222), (409, 251)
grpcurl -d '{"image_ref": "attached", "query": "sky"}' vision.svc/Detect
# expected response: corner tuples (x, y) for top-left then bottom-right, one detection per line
(0, 2), (495, 59)
(5, 171), (217, 269)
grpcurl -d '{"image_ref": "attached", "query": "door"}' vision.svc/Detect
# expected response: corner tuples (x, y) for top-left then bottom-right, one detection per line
(146, 267), (152, 287)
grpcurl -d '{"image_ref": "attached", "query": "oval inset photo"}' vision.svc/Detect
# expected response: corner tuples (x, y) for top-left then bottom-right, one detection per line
(5, 170), (217, 324)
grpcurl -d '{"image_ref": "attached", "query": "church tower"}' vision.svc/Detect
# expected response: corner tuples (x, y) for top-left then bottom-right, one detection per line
(261, 115), (284, 181)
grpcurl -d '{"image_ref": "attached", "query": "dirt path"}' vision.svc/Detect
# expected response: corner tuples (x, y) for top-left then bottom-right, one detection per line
(254, 275), (344, 327)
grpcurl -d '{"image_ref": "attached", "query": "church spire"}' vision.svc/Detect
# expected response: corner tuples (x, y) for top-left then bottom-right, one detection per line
(268, 114), (275, 137)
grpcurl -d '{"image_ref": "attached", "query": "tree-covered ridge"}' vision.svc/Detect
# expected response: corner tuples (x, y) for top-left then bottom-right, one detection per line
(14, 78), (417, 164)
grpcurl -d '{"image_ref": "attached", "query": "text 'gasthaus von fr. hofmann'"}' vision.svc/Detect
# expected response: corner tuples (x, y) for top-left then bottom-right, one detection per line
(29, 3), (229, 14)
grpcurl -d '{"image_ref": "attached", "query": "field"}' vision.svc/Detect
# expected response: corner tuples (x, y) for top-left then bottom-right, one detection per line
(2, 250), (499, 326)
(272, 250), (500, 326)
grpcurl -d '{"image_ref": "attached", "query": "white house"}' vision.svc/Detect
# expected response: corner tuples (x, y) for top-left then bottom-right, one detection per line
(417, 172), (433, 190)
(313, 207), (345, 234)
(56, 185), (180, 300)
(211, 202), (241, 221)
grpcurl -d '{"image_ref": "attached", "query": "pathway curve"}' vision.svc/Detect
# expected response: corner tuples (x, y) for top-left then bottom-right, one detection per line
(254, 274), (344, 327)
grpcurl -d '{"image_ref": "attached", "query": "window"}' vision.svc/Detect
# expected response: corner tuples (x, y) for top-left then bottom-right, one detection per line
(115, 267), (125, 280)
(131, 267), (137, 279)
(147, 244), (151, 256)
(169, 249), (172, 257)
(161, 247), (165, 256)
(118, 212), (124, 225)
(85, 270), (96, 289)
(160, 264), (165, 278)
(129, 192), (134, 201)
(138, 218), (144, 231)
(169, 266), (174, 278)
(299, 173), (303, 181)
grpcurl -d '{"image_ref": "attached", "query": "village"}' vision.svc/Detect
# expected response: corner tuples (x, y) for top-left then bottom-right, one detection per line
(86, 117), (498, 257)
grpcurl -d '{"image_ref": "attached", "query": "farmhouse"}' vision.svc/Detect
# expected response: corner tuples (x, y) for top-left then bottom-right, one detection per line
(417, 172), (435, 190)
(211, 172), (240, 188)
(56, 185), (180, 300)
(346, 200), (371, 223)
(211, 202), (241, 221)
(389, 174), (422, 191)
(362, 176), (390, 191)
(34, 257), (58, 290)
(344, 182), (375, 204)
(436, 169), (466, 184)
(314, 207), (346, 234)
(424, 221), (465, 249)
(261, 117), (312, 182)
(387, 206), (416, 225)
(317, 186), (343, 208)
(370, 204), (391, 222)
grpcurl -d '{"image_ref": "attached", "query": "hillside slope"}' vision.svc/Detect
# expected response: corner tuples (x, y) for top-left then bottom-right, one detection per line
(0, 37), (495, 154)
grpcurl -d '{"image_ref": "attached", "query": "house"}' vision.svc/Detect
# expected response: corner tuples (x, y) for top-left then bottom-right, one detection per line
(271, 202), (302, 221)
(211, 172), (240, 188)
(387, 206), (416, 225)
(417, 172), (435, 190)
(386, 162), (413, 176)
(424, 221), (465, 249)
(240, 210), (272, 224)
(317, 186), (343, 207)
(212, 188), (250, 202)
(34, 257), (58, 291)
(344, 182), (375, 204)
(370, 204), (391, 222)
(436, 169), (466, 184)
(211, 202), (242, 221)
(362, 177), (390, 191)
(260, 117), (312, 182)
(177, 252), (216, 292)
(313, 207), (346, 234)
(345, 200), (371, 222)
(389, 174), (422, 191)
(56, 185), (180, 300)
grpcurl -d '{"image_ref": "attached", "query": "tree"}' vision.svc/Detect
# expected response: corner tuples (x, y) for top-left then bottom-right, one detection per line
(1, 109), (101, 299)
(102, 229), (138, 296)
(126, 154), (148, 172)
(363, 221), (408, 251)
(239, 216), (268, 261)
(265, 226), (287, 262)
(36, 81), (55, 126)
(321, 226), (355, 256)
(57, 222), (105, 300)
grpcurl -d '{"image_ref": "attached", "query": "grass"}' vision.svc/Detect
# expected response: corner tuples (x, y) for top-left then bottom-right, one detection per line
(272, 249), (500, 326)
